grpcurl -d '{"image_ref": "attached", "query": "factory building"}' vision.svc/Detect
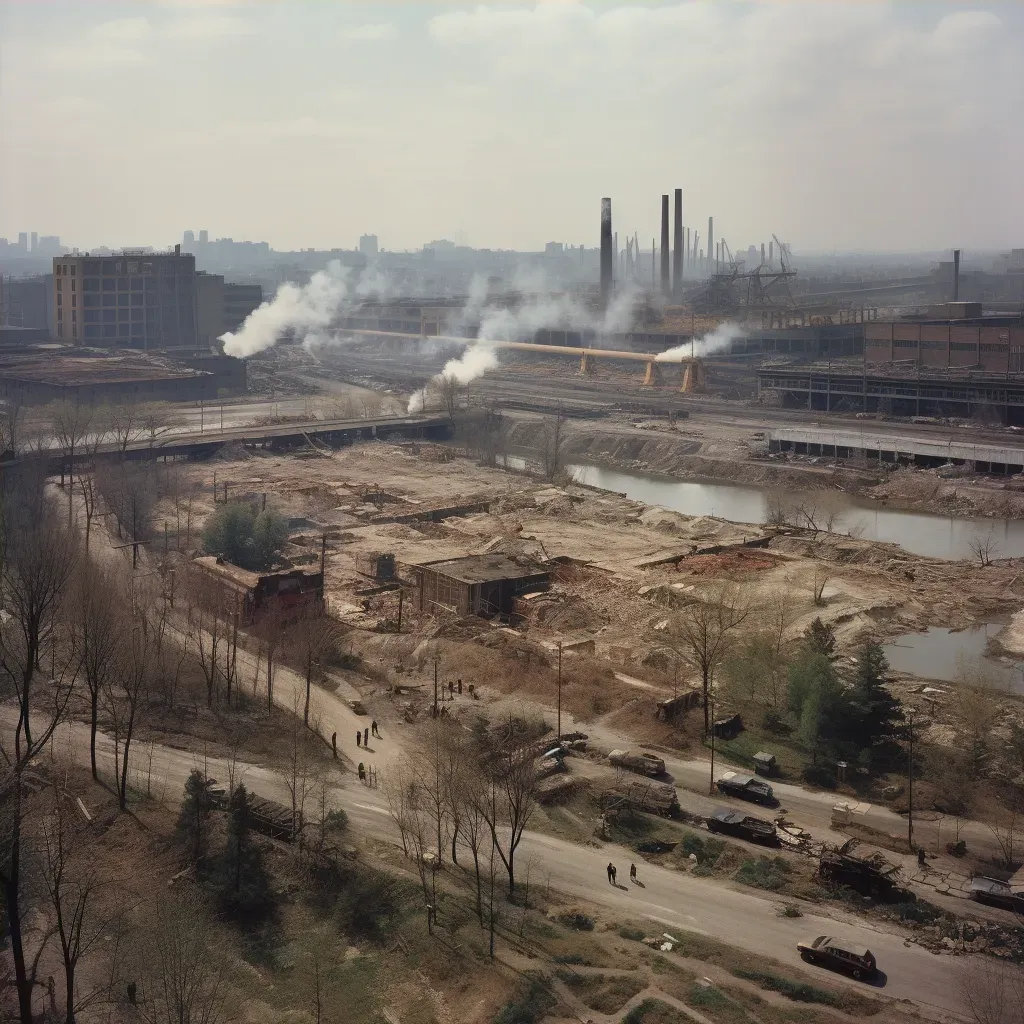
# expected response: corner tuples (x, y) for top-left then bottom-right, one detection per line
(195, 274), (263, 347)
(54, 248), (197, 349)
(405, 553), (550, 618)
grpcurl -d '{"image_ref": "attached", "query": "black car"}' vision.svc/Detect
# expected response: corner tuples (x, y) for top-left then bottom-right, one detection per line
(797, 936), (877, 981)
(706, 807), (778, 845)
(715, 771), (777, 807)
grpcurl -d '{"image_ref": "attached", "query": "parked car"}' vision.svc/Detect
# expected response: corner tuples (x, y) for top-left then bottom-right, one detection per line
(706, 807), (778, 845)
(716, 771), (777, 807)
(970, 876), (1024, 914)
(797, 936), (877, 981)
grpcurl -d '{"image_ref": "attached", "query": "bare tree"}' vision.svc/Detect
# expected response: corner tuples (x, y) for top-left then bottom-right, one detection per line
(97, 463), (156, 568)
(103, 398), (148, 453)
(138, 893), (226, 1024)
(969, 531), (999, 567)
(74, 567), (125, 781)
(539, 406), (567, 482)
(659, 583), (749, 733)
(0, 508), (80, 758)
(50, 399), (94, 522)
(988, 803), (1021, 870)
(811, 567), (830, 606)
(382, 759), (418, 858)
(476, 739), (538, 897)
(436, 372), (461, 425)
(1, 395), (26, 455)
(959, 956), (1024, 1024)
(289, 609), (345, 728)
(38, 790), (125, 1023)
(283, 696), (319, 850)
(453, 752), (490, 925)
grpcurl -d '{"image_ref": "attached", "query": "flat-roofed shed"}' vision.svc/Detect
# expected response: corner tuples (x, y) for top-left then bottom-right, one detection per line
(405, 553), (550, 618)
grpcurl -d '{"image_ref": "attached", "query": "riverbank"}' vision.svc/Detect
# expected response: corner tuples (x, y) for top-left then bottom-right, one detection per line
(505, 415), (1024, 524)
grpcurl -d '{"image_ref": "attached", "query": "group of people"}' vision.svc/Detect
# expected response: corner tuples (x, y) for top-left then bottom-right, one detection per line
(607, 862), (639, 885)
(355, 720), (381, 748)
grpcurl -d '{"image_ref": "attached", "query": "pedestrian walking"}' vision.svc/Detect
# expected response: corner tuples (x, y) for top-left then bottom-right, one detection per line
(363, 727), (369, 746)
(630, 863), (637, 883)
(356, 731), (361, 747)
(331, 732), (337, 759)
(371, 720), (379, 738)
(358, 762), (366, 782)
(607, 862), (615, 884)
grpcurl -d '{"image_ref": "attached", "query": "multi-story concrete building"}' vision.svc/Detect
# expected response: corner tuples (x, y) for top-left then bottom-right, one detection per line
(224, 283), (263, 334)
(195, 273), (262, 346)
(53, 247), (197, 349)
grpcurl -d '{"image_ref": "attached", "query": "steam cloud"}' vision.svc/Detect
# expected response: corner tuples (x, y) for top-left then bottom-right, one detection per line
(655, 322), (745, 362)
(220, 261), (356, 357)
(408, 343), (499, 414)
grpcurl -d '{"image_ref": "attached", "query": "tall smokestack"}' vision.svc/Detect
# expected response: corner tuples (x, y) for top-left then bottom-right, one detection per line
(708, 216), (714, 273)
(686, 227), (691, 271)
(953, 248), (961, 302)
(673, 188), (683, 296)
(761, 242), (766, 266)
(660, 194), (670, 296)
(769, 239), (774, 266)
(600, 198), (613, 305)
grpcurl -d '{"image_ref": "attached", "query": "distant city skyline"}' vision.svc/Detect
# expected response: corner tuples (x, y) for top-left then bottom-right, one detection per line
(1, 4), (1021, 254)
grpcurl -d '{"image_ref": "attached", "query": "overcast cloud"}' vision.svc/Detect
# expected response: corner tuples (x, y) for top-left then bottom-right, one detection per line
(0, 1), (1020, 253)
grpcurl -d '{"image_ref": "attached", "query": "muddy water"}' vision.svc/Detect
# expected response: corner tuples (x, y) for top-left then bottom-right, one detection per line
(882, 624), (1024, 694)
(565, 463), (1024, 562)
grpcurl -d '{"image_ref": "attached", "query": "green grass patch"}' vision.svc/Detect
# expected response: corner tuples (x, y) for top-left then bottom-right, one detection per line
(734, 856), (793, 892)
(559, 972), (646, 1014)
(731, 968), (876, 1014)
(687, 983), (751, 1024)
(622, 998), (691, 1024)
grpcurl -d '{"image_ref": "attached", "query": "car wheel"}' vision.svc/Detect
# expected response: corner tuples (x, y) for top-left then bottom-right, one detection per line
(852, 969), (862, 980)
(800, 951), (814, 964)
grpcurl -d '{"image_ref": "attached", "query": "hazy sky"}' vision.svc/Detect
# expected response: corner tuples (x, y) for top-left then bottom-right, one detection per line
(1, 1), (1021, 254)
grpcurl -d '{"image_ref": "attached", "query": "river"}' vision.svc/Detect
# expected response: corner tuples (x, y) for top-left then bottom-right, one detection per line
(563, 463), (1024, 562)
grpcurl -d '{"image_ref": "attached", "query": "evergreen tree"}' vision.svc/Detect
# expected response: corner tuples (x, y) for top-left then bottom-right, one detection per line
(214, 784), (275, 923)
(803, 617), (837, 659)
(176, 770), (216, 865)
(846, 642), (904, 751)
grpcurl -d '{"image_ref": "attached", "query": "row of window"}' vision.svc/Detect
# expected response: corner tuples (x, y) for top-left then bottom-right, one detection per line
(83, 308), (151, 324)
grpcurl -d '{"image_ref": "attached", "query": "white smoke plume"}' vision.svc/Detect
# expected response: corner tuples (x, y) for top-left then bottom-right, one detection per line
(407, 342), (499, 414)
(220, 260), (356, 357)
(655, 321), (745, 362)
(404, 276), (646, 412)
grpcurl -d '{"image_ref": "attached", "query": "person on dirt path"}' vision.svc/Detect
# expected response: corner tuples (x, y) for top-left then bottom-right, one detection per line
(630, 863), (637, 883)
(356, 731), (361, 748)
(607, 862), (615, 884)
(372, 720), (380, 738)
(364, 727), (369, 746)
(358, 762), (366, 782)
(332, 732), (337, 759)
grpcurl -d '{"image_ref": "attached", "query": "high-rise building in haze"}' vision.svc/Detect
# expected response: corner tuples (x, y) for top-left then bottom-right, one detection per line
(183, 230), (195, 248)
(30, 231), (38, 252)
(359, 234), (379, 257)
(17, 232), (28, 253)
(199, 230), (209, 245)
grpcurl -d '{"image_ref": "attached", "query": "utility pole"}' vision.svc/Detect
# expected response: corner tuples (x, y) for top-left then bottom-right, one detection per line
(433, 654), (440, 718)
(708, 685), (716, 795)
(556, 641), (563, 740)
(907, 711), (915, 852)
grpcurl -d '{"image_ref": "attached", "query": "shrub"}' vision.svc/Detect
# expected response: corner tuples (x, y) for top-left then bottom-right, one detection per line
(618, 926), (646, 941)
(336, 866), (407, 941)
(734, 856), (792, 892)
(557, 911), (595, 931)
(731, 968), (844, 1008)
(493, 978), (555, 1024)
(802, 764), (837, 789)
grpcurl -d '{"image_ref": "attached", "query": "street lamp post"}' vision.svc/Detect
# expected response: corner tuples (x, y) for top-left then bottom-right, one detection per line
(433, 654), (440, 718)
(556, 641), (563, 740)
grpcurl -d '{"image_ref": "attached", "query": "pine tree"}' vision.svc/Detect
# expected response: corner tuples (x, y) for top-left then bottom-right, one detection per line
(176, 770), (216, 865)
(847, 642), (904, 751)
(228, 784), (250, 894)
(803, 618), (837, 659)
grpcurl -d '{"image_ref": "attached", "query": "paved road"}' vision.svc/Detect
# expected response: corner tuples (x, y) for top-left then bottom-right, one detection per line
(15, 711), (1010, 1022)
